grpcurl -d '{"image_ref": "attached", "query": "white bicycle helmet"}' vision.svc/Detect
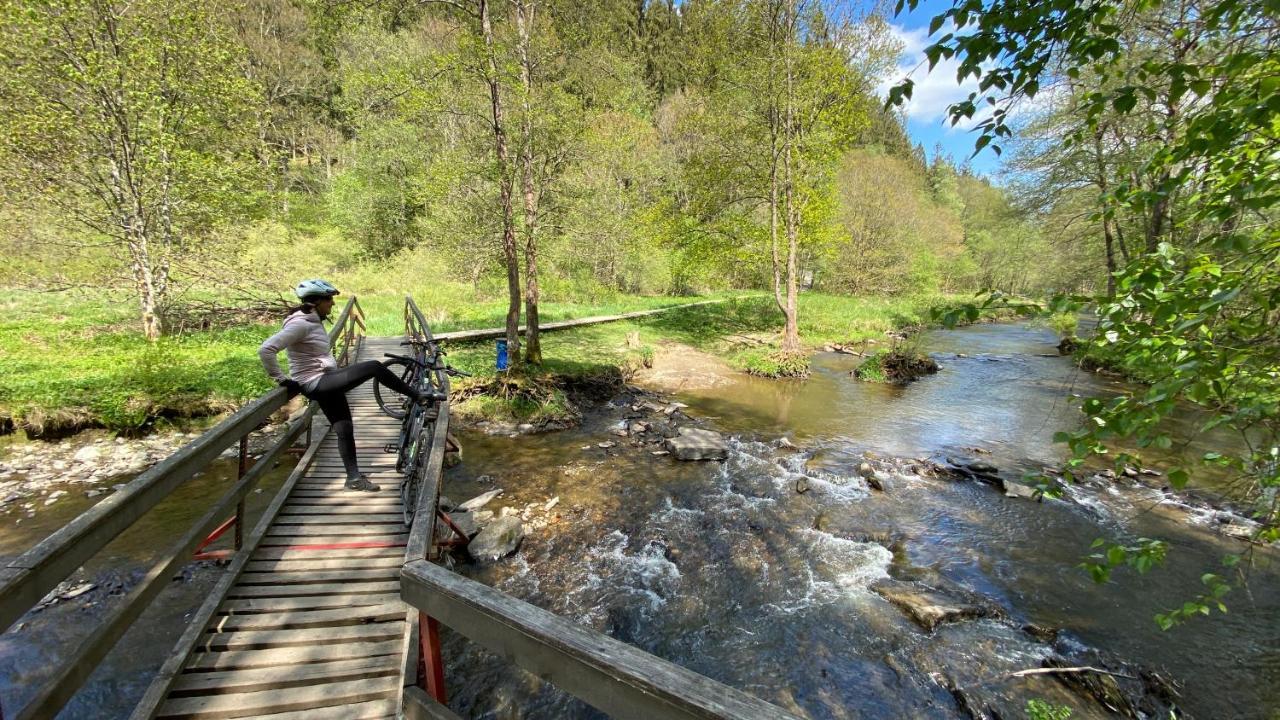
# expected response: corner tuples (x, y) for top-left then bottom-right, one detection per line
(294, 278), (340, 301)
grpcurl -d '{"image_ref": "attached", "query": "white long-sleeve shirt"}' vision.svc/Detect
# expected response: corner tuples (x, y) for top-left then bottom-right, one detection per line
(258, 311), (339, 390)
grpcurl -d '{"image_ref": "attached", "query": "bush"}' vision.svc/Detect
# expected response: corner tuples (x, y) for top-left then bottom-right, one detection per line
(854, 348), (939, 384)
(741, 349), (810, 378)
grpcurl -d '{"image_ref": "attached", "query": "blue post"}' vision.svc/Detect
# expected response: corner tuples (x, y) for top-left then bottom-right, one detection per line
(496, 339), (509, 370)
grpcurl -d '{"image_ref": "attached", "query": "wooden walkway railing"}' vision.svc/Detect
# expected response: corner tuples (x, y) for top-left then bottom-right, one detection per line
(2, 294), (805, 720)
(134, 335), (411, 719)
(0, 297), (365, 720)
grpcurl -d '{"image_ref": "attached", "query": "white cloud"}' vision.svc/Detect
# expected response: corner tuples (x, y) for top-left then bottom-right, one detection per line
(876, 23), (990, 132)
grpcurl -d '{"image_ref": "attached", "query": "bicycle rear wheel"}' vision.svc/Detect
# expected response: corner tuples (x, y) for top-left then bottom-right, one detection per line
(400, 416), (436, 525)
(375, 358), (414, 419)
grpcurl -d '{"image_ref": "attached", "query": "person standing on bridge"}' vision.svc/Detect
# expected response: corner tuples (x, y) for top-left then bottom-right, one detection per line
(259, 279), (430, 492)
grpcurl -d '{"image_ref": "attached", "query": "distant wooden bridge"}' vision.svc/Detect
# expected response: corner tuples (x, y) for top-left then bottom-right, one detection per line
(0, 297), (799, 720)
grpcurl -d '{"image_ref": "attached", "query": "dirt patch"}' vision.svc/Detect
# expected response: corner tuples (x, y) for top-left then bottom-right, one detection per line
(631, 342), (743, 392)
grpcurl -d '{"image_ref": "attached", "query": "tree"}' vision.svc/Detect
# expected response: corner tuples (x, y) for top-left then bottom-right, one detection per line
(682, 0), (876, 360)
(893, 0), (1280, 624)
(479, 0), (524, 364)
(0, 0), (262, 339)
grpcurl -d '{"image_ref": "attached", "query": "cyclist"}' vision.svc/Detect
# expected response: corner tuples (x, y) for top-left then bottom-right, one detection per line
(258, 279), (430, 492)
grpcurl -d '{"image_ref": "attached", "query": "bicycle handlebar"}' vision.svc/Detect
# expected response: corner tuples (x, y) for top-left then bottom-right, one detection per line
(384, 352), (470, 378)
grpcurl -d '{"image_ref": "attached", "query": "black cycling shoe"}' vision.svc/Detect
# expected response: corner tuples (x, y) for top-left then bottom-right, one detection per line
(344, 474), (380, 492)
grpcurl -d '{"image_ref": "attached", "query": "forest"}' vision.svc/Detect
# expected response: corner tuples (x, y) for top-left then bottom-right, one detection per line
(0, 0), (1094, 347)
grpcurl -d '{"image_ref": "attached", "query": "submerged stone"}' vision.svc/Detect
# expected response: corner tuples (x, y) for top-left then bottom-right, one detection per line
(459, 489), (502, 511)
(664, 428), (729, 461)
(873, 580), (996, 632)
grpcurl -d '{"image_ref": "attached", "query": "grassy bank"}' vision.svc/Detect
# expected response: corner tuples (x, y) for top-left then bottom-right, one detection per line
(441, 293), (967, 424)
(1, 289), (967, 436)
(0, 287), (704, 437)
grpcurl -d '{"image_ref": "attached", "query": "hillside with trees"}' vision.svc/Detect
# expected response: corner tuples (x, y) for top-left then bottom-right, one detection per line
(0, 0), (1098, 356)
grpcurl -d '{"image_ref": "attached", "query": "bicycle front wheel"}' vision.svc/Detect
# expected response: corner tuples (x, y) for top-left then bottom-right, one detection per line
(375, 358), (414, 420)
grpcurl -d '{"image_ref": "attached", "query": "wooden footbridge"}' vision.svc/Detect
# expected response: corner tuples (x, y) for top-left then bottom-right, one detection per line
(0, 297), (800, 720)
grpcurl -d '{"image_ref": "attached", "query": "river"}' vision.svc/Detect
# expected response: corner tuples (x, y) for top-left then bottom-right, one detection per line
(1, 321), (1275, 718)
(439, 321), (1278, 719)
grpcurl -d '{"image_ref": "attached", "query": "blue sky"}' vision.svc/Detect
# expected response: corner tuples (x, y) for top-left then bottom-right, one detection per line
(871, 0), (1005, 176)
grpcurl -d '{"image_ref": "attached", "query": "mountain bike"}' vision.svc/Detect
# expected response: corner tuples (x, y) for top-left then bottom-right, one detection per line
(375, 339), (468, 525)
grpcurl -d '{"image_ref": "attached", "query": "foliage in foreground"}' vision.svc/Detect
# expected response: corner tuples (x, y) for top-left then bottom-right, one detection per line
(899, 0), (1279, 626)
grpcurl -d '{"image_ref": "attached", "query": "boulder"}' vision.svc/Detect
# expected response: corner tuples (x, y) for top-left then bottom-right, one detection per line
(73, 446), (101, 463)
(1001, 479), (1041, 500)
(873, 580), (995, 632)
(459, 489), (503, 512)
(468, 516), (524, 563)
(663, 428), (729, 461)
(867, 471), (893, 492)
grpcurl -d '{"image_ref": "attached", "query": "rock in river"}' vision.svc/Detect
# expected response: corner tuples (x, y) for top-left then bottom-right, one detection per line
(468, 516), (525, 563)
(1002, 480), (1041, 500)
(442, 511), (480, 539)
(663, 428), (729, 461)
(873, 580), (997, 632)
(459, 489), (503, 511)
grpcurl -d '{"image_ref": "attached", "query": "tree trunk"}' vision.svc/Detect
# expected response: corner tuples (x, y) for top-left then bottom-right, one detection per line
(128, 232), (165, 341)
(1145, 169), (1170, 253)
(480, 0), (521, 363)
(780, 0), (800, 354)
(516, 1), (541, 365)
(769, 122), (784, 315)
(1102, 218), (1118, 298)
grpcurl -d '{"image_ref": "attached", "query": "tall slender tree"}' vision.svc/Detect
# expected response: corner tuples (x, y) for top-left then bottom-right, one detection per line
(0, 0), (262, 339)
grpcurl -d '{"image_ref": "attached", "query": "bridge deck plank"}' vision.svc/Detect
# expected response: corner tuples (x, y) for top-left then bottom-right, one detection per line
(156, 337), (418, 719)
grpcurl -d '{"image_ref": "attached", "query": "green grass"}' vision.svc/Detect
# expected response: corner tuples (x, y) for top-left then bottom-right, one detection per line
(852, 352), (888, 383)
(0, 291), (275, 436)
(0, 289), (973, 434)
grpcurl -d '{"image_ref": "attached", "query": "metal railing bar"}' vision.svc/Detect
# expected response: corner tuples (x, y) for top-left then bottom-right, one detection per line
(128, 411), (326, 720)
(16, 412), (313, 720)
(400, 559), (804, 720)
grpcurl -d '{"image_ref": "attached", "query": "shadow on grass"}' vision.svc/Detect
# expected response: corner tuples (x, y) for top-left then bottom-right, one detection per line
(631, 297), (782, 350)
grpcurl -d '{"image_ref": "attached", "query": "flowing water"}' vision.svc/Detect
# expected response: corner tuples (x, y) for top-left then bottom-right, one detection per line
(440, 322), (1278, 719)
(0, 451), (295, 719)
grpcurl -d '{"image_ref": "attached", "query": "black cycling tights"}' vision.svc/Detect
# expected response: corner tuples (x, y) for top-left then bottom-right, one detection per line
(307, 360), (416, 480)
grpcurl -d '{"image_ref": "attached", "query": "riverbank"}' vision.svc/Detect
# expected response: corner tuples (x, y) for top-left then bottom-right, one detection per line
(0, 288), (706, 438)
(443, 293), (977, 427)
(1, 290), (966, 439)
(434, 320), (1278, 719)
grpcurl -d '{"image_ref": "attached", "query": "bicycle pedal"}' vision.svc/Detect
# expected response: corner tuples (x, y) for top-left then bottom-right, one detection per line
(383, 443), (398, 453)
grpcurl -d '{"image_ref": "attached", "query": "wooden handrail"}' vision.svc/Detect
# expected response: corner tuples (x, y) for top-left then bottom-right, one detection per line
(17, 411), (314, 720)
(0, 297), (364, 718)
(402, 294), (450, 565)
(399, 559), (804, 720)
